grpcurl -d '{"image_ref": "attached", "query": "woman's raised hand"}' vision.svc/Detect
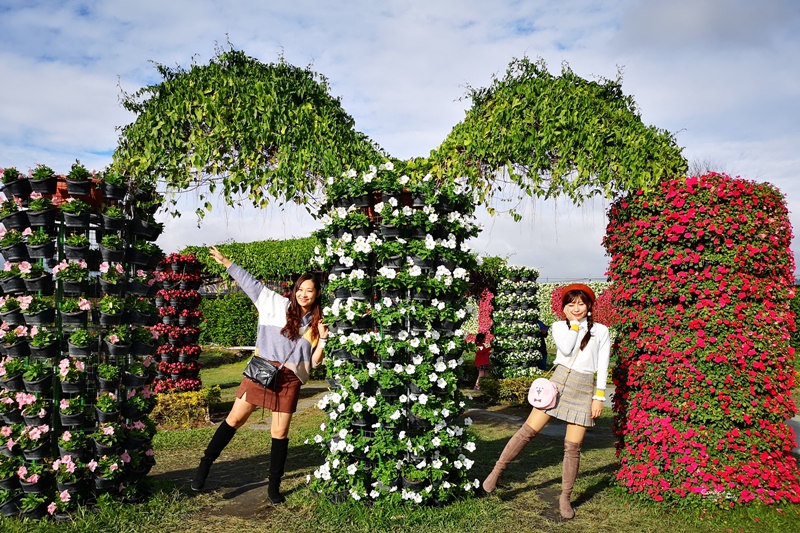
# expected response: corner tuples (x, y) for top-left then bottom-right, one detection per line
(209, 246), (232, 268)
(318, 321), (329, 339)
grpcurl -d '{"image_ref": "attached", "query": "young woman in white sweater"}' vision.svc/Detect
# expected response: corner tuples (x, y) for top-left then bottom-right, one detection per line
(483, 283), (610, 519)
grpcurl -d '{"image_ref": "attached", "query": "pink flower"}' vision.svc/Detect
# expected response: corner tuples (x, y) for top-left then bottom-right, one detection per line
(30, 192), (42, 200)
(75, 360), (85, 371)
(6, 439), (16, 450)
(17, 466), (27, 477)
(16, 392), (36, 407)
(16, 295), (32, 311)
(109, 463), (119, 472)
(59, 490), (71, 503)
(99, 262), (110, 274)
(29, 325), (38, 337)
(61, 431), (72, 442)
(18, 261), (32, 274)
(3, 262), (12, 272)
(27, 474), (40, 483)
(1, 426), (11, 437)
(13, 325), (28, 337)
(121, 451), (131, 463)
(103, 425), (115, 436)
(145, 448), (154, 457)
(115, 263), (124, 274)
(47, 502), (57, 515)
(109, 334), (120, 344)
(79, 298), (91, 311)
(88, 460), (98, 472)
(22, 227), (32, 237)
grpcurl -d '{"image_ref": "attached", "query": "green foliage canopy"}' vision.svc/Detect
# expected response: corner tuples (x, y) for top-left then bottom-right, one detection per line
(430, 57), (688, 215)
(181, 237), (319, 281)
(113, 47), (384, 219)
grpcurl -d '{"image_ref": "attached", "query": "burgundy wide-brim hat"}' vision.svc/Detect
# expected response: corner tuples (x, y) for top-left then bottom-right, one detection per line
(561, 283), (596, 304)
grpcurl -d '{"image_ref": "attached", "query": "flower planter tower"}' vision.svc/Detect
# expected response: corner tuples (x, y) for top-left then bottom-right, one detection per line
(489, 265), (543, 377)
(152, 253), (204, 393)
(308, 163), (480, 504)
(0, 163), (162, 519)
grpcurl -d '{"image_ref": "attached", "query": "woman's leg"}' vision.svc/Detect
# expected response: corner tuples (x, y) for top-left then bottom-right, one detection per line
(267, 411), (294, 504)
(483, 408), (552, 493)
(475, 368), (486, 390)
(191, 396), (257, 491)
(559, 424), (587, 519)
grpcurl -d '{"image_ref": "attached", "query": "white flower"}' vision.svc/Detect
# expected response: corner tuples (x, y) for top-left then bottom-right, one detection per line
(390, 409), (401, 420)
(437, 378), (447, 389)
(370, 489), (380, 499)
(338, 429), (348, 439)
(408, 265), (422, 277)
(399, 394), (408, 403)
(428, 213), (439, 223)
(410, 338), (420, 348)
(441, 408), (450, 418)
(464, 441), (476, 452)
(431, 437), (441, 447)
(366, 397), (377, 409)
(428, 373), (438, 383)
(419, 394), (429, 405)
(347, 463), (358, 475)
(405, 364), (416, 375)
(412, 355), (423, 365)
(381, 161), (394, 171)
(428, 344), (440, 354)
(327, 176), (335, 185)
(434, 361), (446, 372)
(399, 175), (410, 185)
(353, 402), (363, 413)
(453, 267), (467, 279)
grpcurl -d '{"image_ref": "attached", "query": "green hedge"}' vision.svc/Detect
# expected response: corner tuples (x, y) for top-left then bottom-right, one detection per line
(182, 237), (319, 281)
(199, 292), (258, 346)
(479, 377), (531, 405)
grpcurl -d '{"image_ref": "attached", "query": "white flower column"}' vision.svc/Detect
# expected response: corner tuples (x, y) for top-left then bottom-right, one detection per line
(490, 265), (544, 377)
(309, 165), (480, 504)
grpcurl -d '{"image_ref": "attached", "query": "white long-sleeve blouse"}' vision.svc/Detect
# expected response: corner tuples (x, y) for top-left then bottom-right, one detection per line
(551, 318), (611, 401)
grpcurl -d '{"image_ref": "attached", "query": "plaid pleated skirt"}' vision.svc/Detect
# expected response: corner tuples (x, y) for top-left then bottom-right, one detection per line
(542, 364), (595, 427)
(236, 364), (301, 413)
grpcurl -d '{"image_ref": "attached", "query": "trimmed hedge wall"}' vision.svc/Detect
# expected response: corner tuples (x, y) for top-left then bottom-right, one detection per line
(199, 292), (258, 346)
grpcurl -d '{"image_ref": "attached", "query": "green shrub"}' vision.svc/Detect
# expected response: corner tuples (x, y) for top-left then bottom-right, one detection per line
(151, 386), (221, 429)
(479, 376), (532, 405)
(199, 292), (258, 346)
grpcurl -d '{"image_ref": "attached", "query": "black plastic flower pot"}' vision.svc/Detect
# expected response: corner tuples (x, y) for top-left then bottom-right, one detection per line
(380, 225), (403, 239)
(94, 409), (120, 425)
(28, 341), (59, 359)
(67, 342), (91, 357)
(0, 474), (20, 491)
(59, 412), (86, 427)
(23, 275), (54, 295)
(122, 372), (149, 389)
(93, 474), (117, 491)
(103, 340), (131, 357)
(131, 340), (153, 356)
(29, 176), (56, 195)
(3, 340), (29, 358)
(0, 210), (29, 230)
(0, 276), (26, 294)
(96, 377), (119, 392)
(99, 278), (125, 296)
(0, 374), (24, 392)
(22, 441), (51, 461)
(129, 218), (162, 241)
(121, 404), (146, 420)
(60, 279), (88, 295)
(60, 310), (87, 326)
(60, 378), (84, 394)
(63, 244), (89, 261)
(0, 309), (24, 326)
(127, 280), (155, 297)
(26, 240), (56, 259)
(101, 214), (126, 232)
(23, 374), (53, 393)
(0, 243), (28, 262)
(97, 311), (122, 326)
(0, 409), (23, 424)
(26, 208), (58, 228)
(56, 479), (85, 494)
(65, 179), (93, 196)
(23, 308), (56, 326)
(126, 247), (158, 268)
(99, 245), (125, 263)
(0, 179), (32, 198)
(62, 212), (90, 229)
(102, 182), (127, 200)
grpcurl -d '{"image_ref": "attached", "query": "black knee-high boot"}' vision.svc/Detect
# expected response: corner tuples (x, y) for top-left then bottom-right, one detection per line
(267, 437), (289, 504)
(191, 421), (237, 491)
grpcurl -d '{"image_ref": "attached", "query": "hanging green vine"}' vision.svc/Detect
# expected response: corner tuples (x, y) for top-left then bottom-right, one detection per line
(113, 46), (384, 219)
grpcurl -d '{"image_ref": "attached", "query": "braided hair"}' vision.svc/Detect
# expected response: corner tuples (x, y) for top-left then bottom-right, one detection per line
(562, 289), (594, 351)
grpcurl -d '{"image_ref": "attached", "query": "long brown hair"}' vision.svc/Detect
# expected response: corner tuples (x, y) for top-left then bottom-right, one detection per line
(281, 274), (322, 341)
(562, 289), (594, 351)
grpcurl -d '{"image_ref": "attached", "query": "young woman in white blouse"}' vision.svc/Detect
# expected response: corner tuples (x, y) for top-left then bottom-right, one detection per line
(483, 283), (610, 519)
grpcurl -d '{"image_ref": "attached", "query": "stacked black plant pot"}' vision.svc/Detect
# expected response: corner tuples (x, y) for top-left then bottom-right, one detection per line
(151, 254), (203, 393)
(0, 171), (162, 520)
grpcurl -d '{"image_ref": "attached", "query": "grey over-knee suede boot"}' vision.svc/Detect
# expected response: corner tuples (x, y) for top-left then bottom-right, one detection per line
(482, 424), (538, 493)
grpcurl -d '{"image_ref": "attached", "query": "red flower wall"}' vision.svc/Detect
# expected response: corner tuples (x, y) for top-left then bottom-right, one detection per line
(604, 173), (800, 505)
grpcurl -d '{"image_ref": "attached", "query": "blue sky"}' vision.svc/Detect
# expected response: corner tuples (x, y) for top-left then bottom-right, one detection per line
(1, 0), (799, 281)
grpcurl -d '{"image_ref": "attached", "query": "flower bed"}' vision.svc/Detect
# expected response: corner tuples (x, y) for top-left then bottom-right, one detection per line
(605, 173), (800, 506)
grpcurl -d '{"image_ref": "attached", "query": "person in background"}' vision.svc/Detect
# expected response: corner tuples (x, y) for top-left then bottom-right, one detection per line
(482, 284), (610, 520)
(191, 246), (328, 505)
(473, 332), (491, 390)
(535, 319), (550, 370)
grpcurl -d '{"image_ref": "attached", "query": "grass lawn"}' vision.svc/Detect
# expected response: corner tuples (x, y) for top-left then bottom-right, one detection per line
(1, 362), (798, 533)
